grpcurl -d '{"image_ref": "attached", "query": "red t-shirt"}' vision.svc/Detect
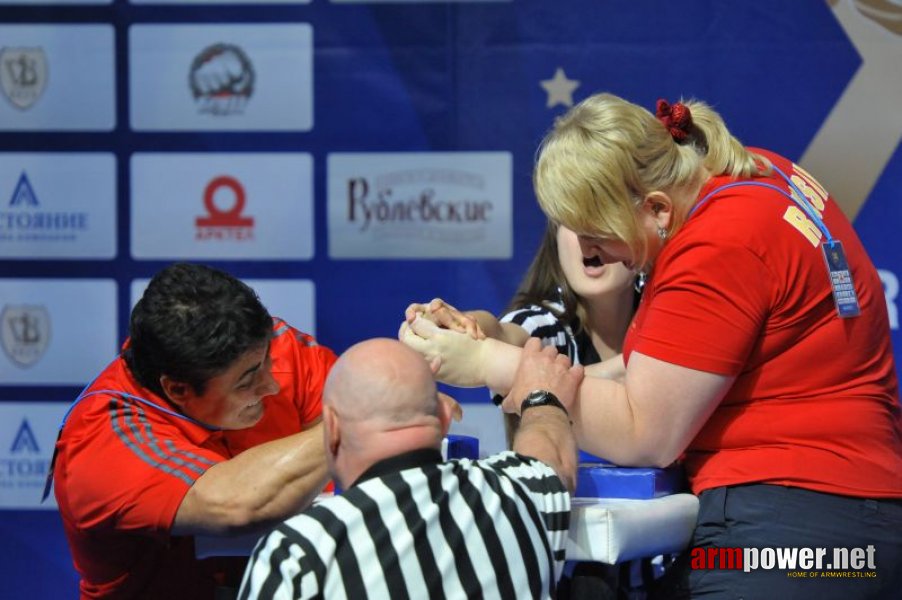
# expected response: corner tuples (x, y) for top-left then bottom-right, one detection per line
(624, 150), (902, 498)
(53, 318), (337, 599)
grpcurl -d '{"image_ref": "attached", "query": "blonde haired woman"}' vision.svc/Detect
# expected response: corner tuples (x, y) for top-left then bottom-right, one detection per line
(402, 93), (902, 598)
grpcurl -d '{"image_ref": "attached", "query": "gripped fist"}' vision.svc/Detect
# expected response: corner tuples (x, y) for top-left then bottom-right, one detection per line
(404, 298), (485, 340)
(398, 316), (488, 387)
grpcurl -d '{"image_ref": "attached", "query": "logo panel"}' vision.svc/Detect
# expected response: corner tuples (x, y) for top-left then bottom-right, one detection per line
(129, 24), (313, 131)
(189, 43), (255, 116)
(0, 153), (117, 259)
(0, 403), (68, 509)
(196, 176), (255, 241)
(0, 279), (117, 385)
(1, 305), (50, 368)
(0, 47), (47, 110)
(131, 153), (313, 260)
(328, 152), (513, 258)
(0, 25), (114, 131)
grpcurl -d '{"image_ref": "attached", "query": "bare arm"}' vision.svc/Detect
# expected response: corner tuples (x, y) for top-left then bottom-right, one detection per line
(583, 353), (626, 382)
(401, 319), (733, 467)
(172, 422), (328, 537)
(463, 310), (531, 347)
(507, 338), (582, 493)
(511, 351), (732, 467)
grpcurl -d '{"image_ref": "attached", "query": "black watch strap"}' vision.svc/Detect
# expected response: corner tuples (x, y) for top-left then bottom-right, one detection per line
(520, 389), (568, 417)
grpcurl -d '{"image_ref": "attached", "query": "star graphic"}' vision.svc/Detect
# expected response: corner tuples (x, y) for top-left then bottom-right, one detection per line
(540, 67), (580, 109)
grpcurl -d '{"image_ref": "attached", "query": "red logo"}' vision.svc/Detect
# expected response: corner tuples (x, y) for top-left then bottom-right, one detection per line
(196, 176), (254, 240)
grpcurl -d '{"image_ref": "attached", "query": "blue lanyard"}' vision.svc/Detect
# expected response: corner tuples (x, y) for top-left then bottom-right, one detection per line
(58, 389), (220, 432)
(687, 164), (834, 243)
(42, 365), (219, 503)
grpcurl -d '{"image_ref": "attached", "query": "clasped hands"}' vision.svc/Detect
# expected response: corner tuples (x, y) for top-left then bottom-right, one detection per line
(399, 298), (489, 388)
(399, 298), (582, 416)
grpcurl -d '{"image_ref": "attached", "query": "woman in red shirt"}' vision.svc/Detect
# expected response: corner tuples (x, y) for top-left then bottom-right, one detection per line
(401, 92), (902, 598)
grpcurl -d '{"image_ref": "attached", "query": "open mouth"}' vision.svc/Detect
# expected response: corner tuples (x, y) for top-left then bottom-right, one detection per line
(582, 255), (608, 276)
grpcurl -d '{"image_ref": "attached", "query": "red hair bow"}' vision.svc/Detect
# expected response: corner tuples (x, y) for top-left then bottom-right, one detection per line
(655, 99), (693, 142)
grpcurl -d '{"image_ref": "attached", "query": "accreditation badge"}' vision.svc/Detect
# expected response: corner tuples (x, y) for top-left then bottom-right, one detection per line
(822, 240), (860, 318)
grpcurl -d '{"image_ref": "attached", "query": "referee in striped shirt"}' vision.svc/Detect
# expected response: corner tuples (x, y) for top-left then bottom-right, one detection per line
(239, 337), (582, 600)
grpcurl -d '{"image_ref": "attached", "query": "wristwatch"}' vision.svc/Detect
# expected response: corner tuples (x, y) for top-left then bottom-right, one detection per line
(520, 389), (569, 417)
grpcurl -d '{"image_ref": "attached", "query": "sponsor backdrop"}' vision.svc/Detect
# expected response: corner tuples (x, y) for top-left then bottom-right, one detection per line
(0, 0), (899, 595)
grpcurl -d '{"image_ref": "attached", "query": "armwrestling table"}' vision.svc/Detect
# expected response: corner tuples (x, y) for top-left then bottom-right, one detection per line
(196, 493), (699, 564)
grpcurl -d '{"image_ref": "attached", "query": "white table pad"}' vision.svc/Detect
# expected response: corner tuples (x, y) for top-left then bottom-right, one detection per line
(198, 493), (699, 565)
(565, 493), (699, 563)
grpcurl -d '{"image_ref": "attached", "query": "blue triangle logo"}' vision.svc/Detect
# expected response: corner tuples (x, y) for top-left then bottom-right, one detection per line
(11, 419), (40, 454)
(9, 171), (39, 207)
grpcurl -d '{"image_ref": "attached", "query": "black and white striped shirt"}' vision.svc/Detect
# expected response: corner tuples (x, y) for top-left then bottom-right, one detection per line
(491, 303), (599, 406)
(239, 448), (570, 600)
(499, 302), (599, 366)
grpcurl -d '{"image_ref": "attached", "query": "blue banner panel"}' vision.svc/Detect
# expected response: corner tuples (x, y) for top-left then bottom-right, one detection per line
(0, 1), (899, 597)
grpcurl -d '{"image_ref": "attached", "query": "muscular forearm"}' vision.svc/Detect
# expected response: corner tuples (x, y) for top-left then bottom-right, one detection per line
(173, 423), (329, 536)
(513, 405), (577, 492)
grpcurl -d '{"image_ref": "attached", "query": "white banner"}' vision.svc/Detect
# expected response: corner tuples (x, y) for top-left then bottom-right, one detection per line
(328, 152), (513, 259)
(0, 279), (118, 385)
(0, 402), (68, 509)
(0, 153), (116, 259)
(131, 153), (314, 260)
(129, 24), (313, 131)
(0, 25), (115, 130)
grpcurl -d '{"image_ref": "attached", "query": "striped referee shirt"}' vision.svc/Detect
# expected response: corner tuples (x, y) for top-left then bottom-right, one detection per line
(491, 303), (599, 405)
(500, 302), (599, 366)
(239, 448), (571, 600)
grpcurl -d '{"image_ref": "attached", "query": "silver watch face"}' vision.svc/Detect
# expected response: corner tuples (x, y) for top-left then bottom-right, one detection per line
(522, 389), (557, 408)
(525, 390), (550, 403)
(520, 389), (568, 417)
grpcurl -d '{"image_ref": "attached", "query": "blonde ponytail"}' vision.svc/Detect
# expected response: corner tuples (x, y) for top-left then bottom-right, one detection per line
(682, 99), (770, 178)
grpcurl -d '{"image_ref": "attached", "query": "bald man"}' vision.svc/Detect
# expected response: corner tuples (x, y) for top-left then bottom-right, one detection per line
(239, 337), (581, 600)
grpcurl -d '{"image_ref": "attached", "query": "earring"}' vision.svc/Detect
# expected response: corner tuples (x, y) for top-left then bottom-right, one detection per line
(657, 227), (668, 240)
(634, 271), (647, 294)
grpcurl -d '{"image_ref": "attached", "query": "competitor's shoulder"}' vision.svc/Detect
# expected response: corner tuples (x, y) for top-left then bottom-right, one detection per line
(68, 359), (144, 417)
(480, 450), (555, 475)
(271, 317), (323, 348)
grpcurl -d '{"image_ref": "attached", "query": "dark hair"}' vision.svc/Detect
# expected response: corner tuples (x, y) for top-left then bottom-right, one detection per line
(124, 263), (272, 397)
(506, 221), (582, 329)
